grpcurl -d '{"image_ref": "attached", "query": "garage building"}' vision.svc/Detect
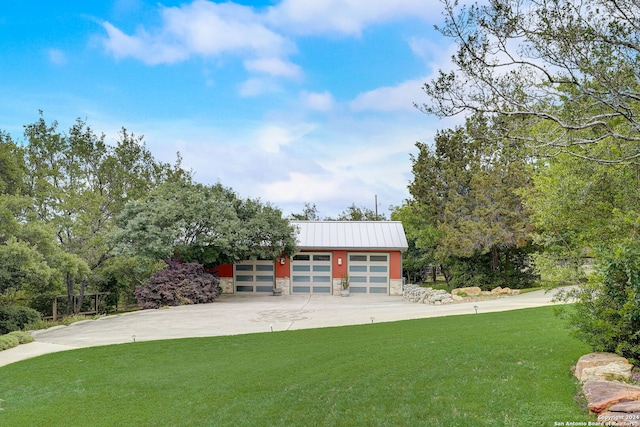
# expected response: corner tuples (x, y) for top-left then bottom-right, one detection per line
(216, 221), (409, 296)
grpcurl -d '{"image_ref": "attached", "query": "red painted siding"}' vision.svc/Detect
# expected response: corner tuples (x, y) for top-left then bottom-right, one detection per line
(389, 251), (402, 279)
(275, 256), (290, 277)
(332, 250), (348, 279)
(215, 263), (233, 278)
(223, 250), (403, 281)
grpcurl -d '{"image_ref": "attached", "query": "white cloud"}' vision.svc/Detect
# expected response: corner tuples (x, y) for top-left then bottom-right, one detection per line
(65, 106), (439, 218)
(408, 36), (440, 62)
(350, 40), (459, 113)
(102, 0), (292, 66)
(100, 0), (443, 75)
(266, 0), (440, 36)
(350, 78), (426, 112)
(238, 77), (282, 97)
(47, 48), (67, 65)
(102, 22), (187, 64)
(162, 1), (289, 56)
(255, 118), (430, 216)
(244, 57), (301, 78)
(301, 91), (334, 112)
(260, 172), (347, 203)
(255, 123), (316, 153)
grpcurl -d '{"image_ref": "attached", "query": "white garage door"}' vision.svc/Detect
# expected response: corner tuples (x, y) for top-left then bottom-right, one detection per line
(348, 253), (389, 294)
(291, 253), (333, 294)
(234, 261), (275, 293)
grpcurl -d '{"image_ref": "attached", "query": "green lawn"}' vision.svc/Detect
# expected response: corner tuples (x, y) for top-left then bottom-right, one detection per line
(0, 306), (590, 426)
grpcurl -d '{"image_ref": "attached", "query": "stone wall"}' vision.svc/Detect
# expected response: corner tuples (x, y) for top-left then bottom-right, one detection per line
(333, 278), (343, 295)
(276, 278), (290, 296)
(219, 277), (234, 294)
(390, 279), (403, 296)
(403, 284), (521, 305)
(403, 284), (454, 305)
(574, 352), (640, 425)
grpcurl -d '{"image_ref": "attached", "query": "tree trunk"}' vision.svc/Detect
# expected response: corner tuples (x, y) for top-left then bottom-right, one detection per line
(492, 246), (500, 272)
(440, 264), (451, 285)
(503, 249), (511, 286)
(75, 280), (88, 314)
(66, 273), (74, 315)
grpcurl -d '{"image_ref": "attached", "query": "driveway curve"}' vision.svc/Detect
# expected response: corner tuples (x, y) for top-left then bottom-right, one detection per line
(0, 288), (569, 367)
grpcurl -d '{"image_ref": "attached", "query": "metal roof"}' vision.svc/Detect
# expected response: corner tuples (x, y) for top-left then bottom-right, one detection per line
(290, 221), (409, 251)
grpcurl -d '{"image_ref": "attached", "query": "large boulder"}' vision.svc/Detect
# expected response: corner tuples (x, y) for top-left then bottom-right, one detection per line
(608, 401), (640, 413)
(402, 285), (454, 305)
(427, 290), (453, 304)
(581, 363), (633, 383)
(583, 381), (640, 413)
(575, 353), (632, 382)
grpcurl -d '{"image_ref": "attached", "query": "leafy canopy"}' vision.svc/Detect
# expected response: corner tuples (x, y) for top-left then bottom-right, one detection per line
(114, 179), (297, 266)
(406, 114), (535, 288)
(422, 0), (640, 165)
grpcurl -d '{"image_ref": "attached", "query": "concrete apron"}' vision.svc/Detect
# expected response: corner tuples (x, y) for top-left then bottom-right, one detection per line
(0, 288), (565, 368)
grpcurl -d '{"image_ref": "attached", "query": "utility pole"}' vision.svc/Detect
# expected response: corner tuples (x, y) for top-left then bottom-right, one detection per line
(375, 195), (378, 218)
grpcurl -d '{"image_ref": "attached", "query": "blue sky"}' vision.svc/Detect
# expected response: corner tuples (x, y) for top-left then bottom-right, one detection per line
(0, 0), (460, 218)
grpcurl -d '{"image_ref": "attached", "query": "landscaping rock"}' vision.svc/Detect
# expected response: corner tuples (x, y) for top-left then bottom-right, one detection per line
(581, 363), (633, 383)
(608, 401), (640, 413)
(575, 353), (631, 381)
(489, 287), (513, 295)
(583, 381), (640, 413)
(403, 285), (454, 305)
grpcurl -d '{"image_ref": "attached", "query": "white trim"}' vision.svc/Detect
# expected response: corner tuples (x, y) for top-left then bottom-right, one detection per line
(290, 252), (333, 294)
(234, 260), (275, 293)
(347, 252), (389, 295)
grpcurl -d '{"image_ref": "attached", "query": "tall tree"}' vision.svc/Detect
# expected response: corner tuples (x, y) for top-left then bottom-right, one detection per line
(422, 0), (640, 165)
(523, 143), (640, 283)
(0, 136), (62, 306)
(0, 132), (26, 196)
(391, 202), (440, 283)
(422, 0), (640, 360)
(290, 203), (322, 220)
(408, 115), (534, 288)
(335, 204), (386, 221)
(0, 237), (53, 304)
(0, 194), (84, 307)
(113, 179), (297, 266)
(22, 114), (184, 313)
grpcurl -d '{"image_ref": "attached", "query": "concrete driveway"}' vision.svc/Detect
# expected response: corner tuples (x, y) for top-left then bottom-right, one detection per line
(0, 288), (568, 367)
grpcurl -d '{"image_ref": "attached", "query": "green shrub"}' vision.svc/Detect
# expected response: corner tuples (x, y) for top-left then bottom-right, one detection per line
(559, 243), (640, 364)
(0, 305), (43, 334)
(8, 331), (34, 344)
(446, 248), (537, 290)
(0, 334), (19, 351)
(22, 318), (50, 331)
